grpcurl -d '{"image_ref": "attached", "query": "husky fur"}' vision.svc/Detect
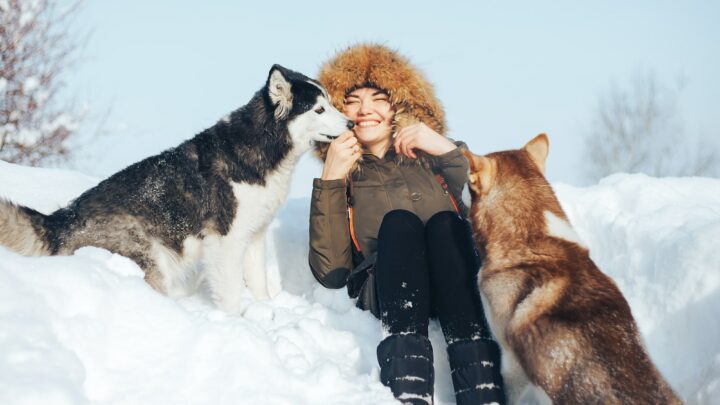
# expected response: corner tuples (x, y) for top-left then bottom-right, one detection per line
(462, 135), (681, 404)
(0, 65), (352, 313)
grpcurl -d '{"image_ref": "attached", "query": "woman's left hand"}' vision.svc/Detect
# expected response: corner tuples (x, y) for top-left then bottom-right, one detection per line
(393, 123), (456, 158)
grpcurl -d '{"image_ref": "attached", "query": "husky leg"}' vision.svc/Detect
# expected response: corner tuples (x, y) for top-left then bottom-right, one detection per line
(502, 350), (532, 405)
(203, 236), (249, 314)
(150, 240), (196, 298)
(243, 227), (270, 300)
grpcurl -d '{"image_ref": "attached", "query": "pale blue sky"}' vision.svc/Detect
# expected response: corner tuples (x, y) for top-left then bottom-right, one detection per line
(64, 0), (720, 197)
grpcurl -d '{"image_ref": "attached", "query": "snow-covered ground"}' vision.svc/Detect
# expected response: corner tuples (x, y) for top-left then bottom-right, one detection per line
(1, 161), (719, 405)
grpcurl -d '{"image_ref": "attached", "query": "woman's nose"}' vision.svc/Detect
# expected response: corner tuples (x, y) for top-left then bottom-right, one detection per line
(358, 100), (372, 115)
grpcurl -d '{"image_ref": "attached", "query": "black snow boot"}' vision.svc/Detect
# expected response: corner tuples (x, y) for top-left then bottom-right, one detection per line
(447, 339), (506, 405)
(377, 334), (434, 405)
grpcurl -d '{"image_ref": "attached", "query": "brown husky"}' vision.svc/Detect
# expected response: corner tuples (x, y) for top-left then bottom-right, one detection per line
(462, 135), (681, 404)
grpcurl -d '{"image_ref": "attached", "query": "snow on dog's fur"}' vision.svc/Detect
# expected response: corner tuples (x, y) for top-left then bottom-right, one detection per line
(0, 65), (352, 313)
(462, 135), (681, 404)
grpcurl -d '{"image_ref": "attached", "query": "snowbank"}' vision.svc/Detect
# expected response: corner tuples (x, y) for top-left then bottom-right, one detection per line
(1, 161), (718, 404)
(555, 174), (720, 404)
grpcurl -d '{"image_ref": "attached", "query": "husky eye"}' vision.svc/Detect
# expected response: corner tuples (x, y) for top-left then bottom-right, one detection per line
(314, 107), (325, 114)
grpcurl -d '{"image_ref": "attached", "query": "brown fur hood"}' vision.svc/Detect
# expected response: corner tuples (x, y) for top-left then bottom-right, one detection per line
(314, 43), (447, 164)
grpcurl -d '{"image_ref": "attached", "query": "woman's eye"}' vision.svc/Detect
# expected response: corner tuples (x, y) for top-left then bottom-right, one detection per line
(315, 107), (325, 114)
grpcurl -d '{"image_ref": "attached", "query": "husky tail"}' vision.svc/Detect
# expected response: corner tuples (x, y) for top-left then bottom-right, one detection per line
(0, 199), (52, 256)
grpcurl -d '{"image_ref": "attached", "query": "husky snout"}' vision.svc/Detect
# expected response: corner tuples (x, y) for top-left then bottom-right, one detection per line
(322, 119), (354, 140)
(313, 104), (353, 142)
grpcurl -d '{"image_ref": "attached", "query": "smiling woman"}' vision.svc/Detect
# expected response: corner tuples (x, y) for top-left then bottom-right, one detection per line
(307, 44), (507, 405)
(343, 88), (394, 156)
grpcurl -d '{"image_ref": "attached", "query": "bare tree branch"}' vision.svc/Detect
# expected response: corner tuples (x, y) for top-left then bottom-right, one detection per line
(583, 70), (719, 182)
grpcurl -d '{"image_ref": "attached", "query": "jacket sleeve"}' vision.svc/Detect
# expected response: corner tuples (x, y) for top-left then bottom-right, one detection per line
(434, 140), (470, 203)
(308, 178), (353, 289)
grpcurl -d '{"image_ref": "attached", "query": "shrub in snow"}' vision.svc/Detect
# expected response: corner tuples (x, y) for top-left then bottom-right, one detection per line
(0, 0), (84, 166)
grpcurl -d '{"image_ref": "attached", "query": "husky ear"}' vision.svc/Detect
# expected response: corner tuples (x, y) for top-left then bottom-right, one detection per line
(462, 149), (494, 194)
(524, 133), (549, 174)
(267, 64), (293, 120)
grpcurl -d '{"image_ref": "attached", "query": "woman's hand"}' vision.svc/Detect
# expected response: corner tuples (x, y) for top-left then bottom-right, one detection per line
(321, 131), (362, 181)
(393, 123), (456, 159)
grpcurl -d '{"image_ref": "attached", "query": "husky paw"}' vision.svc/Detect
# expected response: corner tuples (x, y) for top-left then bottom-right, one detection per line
(217, 296), (252, 316)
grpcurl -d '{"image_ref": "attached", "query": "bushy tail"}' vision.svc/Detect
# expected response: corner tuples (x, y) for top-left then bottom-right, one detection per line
(0, 199), (52, 256)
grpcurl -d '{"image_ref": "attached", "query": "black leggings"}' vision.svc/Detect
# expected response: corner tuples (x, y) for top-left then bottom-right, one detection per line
(374, 209), (491, 343)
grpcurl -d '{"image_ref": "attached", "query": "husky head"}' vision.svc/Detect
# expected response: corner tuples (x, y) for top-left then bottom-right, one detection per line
(463, 134), (549, 200)
(462, 134), (569, 244)
(265, 65), (353, 150)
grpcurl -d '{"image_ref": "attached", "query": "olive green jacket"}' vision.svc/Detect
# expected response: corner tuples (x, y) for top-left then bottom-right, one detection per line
(308, 144), (469, 292)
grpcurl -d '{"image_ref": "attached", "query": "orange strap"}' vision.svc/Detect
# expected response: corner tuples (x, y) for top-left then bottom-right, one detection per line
(435, 174), (461, 214)
(347, 178), (362, 253)
(348, 206), (362, 253)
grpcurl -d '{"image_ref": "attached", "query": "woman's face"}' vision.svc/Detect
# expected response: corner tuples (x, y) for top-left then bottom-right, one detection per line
(343, 87), (395, 148)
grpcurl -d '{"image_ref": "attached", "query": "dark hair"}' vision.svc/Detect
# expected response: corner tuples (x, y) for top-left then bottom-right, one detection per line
(344, 82), (390, 98)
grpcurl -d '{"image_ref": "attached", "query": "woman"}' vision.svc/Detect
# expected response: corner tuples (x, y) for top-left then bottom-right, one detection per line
(309, 44), (506, 405)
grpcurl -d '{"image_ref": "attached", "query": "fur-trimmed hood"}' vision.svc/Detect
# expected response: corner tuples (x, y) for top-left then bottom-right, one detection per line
(314, 44), (447, 164)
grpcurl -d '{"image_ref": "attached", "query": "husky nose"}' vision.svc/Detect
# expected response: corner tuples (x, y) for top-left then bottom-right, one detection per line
(346, 120), (355, 130)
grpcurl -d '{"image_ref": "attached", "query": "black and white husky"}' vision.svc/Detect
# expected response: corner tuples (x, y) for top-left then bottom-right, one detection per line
(0, 65), (352, 313)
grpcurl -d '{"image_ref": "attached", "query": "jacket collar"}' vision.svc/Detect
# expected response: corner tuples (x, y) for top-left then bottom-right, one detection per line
(361, 148), (396, 162)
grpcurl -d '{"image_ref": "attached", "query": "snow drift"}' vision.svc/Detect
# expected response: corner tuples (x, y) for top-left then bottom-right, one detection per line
(1, 160), (718, 404)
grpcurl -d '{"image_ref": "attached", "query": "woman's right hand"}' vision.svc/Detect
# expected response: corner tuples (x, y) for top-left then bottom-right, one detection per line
(321, 131), (362, 181)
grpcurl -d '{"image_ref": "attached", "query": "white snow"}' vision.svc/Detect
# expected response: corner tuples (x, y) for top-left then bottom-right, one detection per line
(18, 11), (34, 28)
(23, 77), (40, 93)
(555, 173), (720, 404)
(15, 128), (42, 145)
(0, 162), (719, 404)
